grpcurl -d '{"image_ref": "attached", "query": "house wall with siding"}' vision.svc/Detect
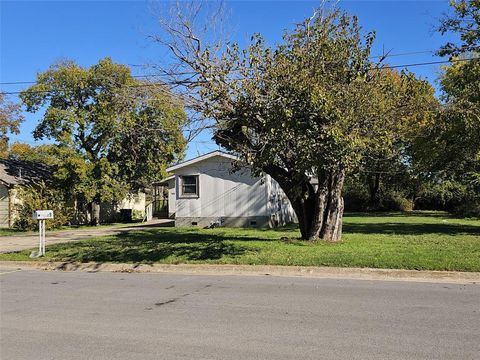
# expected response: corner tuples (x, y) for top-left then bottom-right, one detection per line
(170, 156), (296, 227)
(99, 192), (147, 223)
(265, 175), (297, 226)
(167, 178), (176, 218)
(72, 192), (147, 225)
(0, 185), (23, 228)
(0, 184), (10, 227)
(8, 188), (22, 227)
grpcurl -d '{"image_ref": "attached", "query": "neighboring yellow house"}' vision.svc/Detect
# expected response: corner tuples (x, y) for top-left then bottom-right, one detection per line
(0, 159), (150, 227)
(0, 159), (51, 228)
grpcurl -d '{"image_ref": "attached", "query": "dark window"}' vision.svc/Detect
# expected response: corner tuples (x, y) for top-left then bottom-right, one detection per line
(191, 221), (198, 226)
(181, 176), (198, 196)
(250, 220), (257, 226)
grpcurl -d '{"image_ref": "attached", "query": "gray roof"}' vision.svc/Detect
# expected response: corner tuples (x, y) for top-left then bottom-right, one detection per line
(166, 151), (238, 173)
(0, 159), (52, 186)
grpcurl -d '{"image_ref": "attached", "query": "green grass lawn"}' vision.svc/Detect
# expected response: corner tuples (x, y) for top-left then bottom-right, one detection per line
(1, 211), (479, 271)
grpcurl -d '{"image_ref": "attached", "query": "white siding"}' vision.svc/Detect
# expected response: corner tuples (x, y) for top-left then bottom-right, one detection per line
(99, 191), (147, 223)
(266, 175), (297, 225)
(118, 192), (146, 213)
(168, 178), (176, 217)
(0, 184), (9, 227)
(174, 157), (268, 219)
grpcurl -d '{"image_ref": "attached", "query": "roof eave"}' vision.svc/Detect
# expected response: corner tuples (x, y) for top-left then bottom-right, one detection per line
(166, 151), (239, 172)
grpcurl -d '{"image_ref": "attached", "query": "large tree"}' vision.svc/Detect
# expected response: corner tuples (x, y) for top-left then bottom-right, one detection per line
(21, 57), (187, 224)
(154, 4), (435, 240)
(417, 59), (480, 175)
(354, 69), (437, 209)
(7, 142), (59, 165)
(411, 0), (480, 216)
(438, 0), (480, 56)
(0, 93), (24, 158)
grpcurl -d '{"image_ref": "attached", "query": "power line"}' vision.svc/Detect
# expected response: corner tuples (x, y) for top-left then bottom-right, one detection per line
(0, 56), (478, 96)
(0, 49), (446, 85)
(0, 82), (173, 96)
(0, 73), (171, 86)
(371, 57), (478, 71)
(368, 44), (480, 60)
(369, 50), (435, 59)
(1, 46), (478, 87)
(0, 81), (36, 85)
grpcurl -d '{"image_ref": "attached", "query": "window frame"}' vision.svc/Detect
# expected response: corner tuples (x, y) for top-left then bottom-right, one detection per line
(179, 175), (199, 198)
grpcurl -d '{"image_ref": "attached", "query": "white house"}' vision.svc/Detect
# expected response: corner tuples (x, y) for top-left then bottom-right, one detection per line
(163, 151), (297, 228)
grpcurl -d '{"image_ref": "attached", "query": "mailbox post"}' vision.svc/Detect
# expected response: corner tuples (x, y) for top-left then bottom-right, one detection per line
(30, 210), (54, 257)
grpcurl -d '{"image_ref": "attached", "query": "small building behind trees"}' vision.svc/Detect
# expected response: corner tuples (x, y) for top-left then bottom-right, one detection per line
(0, 159), (149, 228)
(0, 159), (51, 227)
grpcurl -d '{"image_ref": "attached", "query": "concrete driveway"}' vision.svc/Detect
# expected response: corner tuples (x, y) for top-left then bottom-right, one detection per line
(0, 219), (173, 253)
(1, 269), (479, 360)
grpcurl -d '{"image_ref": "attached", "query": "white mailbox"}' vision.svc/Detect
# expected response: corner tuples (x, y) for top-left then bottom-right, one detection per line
(30, 210), (54, 258)
(32, 210), (54, 220)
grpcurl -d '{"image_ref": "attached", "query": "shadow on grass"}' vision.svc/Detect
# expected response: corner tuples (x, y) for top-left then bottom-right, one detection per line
(261, 223), (299, 232)
(343, 222), (480, 235)
(262, 214), (479, 235)
(343, 211), (450, 218)
(49, 229), (258, 264)
(43, 213), (480, 265)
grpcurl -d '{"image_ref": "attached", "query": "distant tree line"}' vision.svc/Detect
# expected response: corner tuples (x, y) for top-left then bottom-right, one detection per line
(345, 0), (480, 217)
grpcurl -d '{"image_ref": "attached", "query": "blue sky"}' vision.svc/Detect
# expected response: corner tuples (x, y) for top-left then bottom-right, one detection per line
(0, 1), (455, 159)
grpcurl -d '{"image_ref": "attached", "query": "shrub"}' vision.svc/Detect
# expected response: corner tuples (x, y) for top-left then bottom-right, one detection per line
(414, 180), (480, 217)
(13, 182), (73, 230)
(343, 178), (370, 211)
(132, 209), (144, 221)
(453, 201), (480, 217)
(382, 191), (413, 212)
(414, 181), (462, 211)
(344, 178), (413, 212)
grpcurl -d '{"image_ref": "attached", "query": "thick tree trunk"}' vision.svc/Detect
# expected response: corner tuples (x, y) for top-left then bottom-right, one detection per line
(306, 176), (328, 240)
(289, 187), (316, 240)
(305, 168), (345, 242)
(90, 200), (101, 226)
(319, 169), (345, 242)
(215, 127), (345, 241)
(265, 165), (345, 242)
(367, 173), (380, 207)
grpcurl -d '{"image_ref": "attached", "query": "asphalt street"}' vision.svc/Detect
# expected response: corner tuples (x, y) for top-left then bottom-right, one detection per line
(1, 268), (479, 360)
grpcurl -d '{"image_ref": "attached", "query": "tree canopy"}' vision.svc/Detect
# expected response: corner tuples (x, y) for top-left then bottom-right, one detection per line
(20, 57), (187, 223)
(155, 4), (436, 240)
(0, 93), (24, 158)
(410, 0), (480, 216)
(438, 0), (480, 56)
(7, 142), (59, 165)
(417, 59), (480, 175)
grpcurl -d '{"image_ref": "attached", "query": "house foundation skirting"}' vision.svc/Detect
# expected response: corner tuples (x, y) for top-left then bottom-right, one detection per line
(175, 216), (273, 228)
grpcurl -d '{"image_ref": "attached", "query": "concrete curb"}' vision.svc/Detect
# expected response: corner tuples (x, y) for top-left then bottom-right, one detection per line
(1, 261), (479, 284)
